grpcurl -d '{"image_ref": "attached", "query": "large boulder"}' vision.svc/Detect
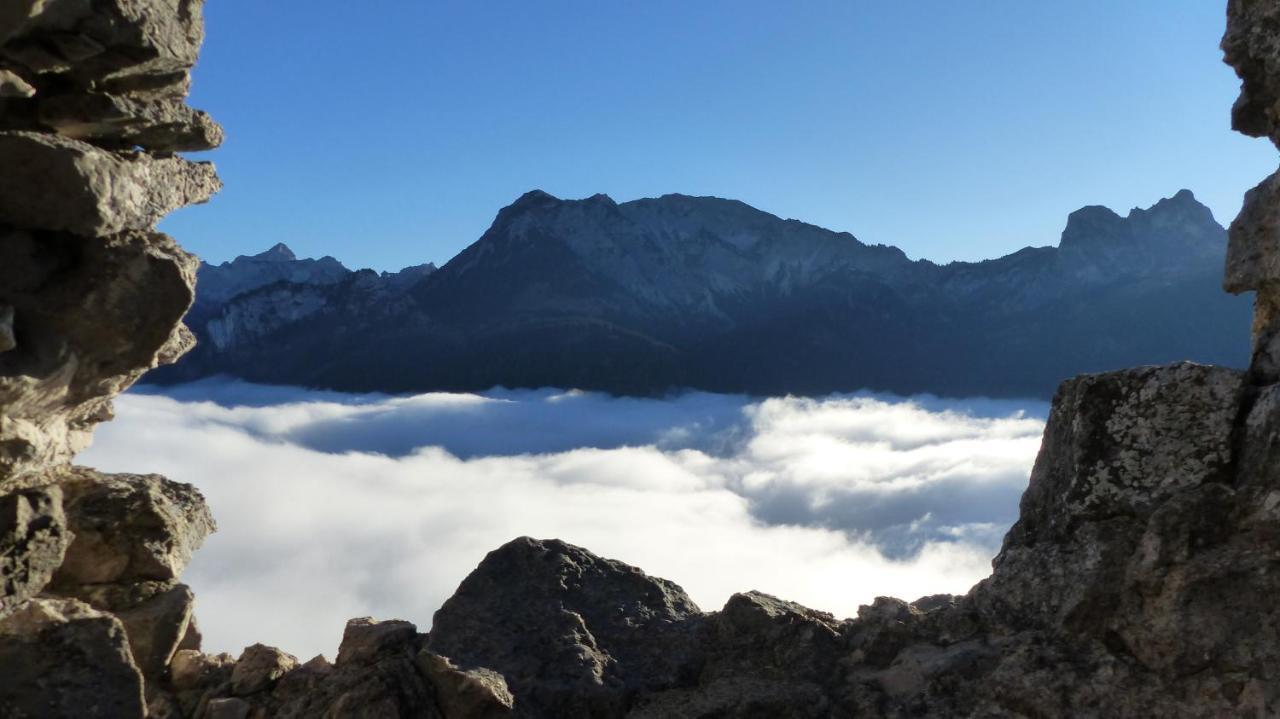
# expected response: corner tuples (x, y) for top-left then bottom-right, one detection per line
(427, 537), (705, 717)
(975, 363), (1244, 631)
(0, 597), (145, 719)
(50, 467), (214, 588)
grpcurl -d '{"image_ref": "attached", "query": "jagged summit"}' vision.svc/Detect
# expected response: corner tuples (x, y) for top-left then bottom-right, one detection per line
(154, 186), (1250, 398)
(248, 242), (297, 262)
(1057, 190), (1222, 254)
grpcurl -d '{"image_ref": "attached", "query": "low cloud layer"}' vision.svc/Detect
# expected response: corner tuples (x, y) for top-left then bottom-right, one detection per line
(81, 380), (1047, 660)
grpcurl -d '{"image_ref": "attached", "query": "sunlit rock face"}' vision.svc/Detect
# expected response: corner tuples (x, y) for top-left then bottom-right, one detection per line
(4, 1), (1280, 717)
(0, 0), (221, 716)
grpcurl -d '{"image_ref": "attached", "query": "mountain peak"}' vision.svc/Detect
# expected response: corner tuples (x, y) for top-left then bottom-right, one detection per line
(1058, 191), (1221, 253)
(252, 243), (297, 262)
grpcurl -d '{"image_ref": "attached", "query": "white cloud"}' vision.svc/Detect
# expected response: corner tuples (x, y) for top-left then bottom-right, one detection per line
(80, 380), (1047, 660)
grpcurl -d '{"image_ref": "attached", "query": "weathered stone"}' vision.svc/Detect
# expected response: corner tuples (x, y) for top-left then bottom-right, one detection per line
(169, 648), (234, 691)
(1225, 169), (1280, 294)
(1224, 0), (1280, 147)
(976, 363), (1243, 630)
(335, 616), (418, 666)
(0, 229), (198, 486)
(0, 597), (145, 719)
(113, 583), (194, 677)
(418, 652), (515, 719)
(230, 643), (298, 696)
(0, 132), (220, 236)
(0, 0), (206, 84)
(0, 485), (68, 617)
(37, 92), (223, 152)
(428, 537), (705, 716)
(51, 468), (214, 587)
(203, 618), (440, 718)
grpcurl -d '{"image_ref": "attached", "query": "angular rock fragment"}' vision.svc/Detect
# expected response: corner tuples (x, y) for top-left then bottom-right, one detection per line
(51, 468), (214, 587)
(230, 643), (298, 696)
(418, 652), (515, 719)
(977, 362), (1243, 628)
(0, 597), (145, 719)
(0, 484), (68, 617)
(113, 583), (195, 677)
(37, 93), (224, 152)
(1223, 0), (1280, 146)
(0, 0), (207, 85)
(428, 537), (705, 716)
(0, 132), (220, 236)
(0, 228), (198, 485)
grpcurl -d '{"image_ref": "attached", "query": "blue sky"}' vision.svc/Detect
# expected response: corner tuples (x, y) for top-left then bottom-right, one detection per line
(166, 0), (1274, 272)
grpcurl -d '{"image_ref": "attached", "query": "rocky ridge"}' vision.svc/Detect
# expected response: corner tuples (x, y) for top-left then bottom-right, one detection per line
(157, 187), (1250, 400)
(1, 1), (1280, 717)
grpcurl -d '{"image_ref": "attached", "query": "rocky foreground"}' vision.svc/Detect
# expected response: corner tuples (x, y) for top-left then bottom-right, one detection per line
(3, 0), (1280, 717)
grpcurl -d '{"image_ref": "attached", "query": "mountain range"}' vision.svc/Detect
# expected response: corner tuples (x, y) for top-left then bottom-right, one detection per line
(148, 189), (1252, 398)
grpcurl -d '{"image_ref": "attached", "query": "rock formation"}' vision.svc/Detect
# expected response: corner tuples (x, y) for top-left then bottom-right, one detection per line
(155, 189), (1249, 400)
(3, 0), (1280, 717)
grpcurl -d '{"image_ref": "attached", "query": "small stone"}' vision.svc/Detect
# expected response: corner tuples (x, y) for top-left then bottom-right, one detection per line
(169, 649), (234, 691)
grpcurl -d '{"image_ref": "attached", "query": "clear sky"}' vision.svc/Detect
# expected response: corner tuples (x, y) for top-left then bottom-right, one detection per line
(165, 0), (1276, 272)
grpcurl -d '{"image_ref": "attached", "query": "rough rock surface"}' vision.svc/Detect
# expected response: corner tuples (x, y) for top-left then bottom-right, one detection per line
(4, 0), (1280, 717)
(0, 598), (145, 718)
(0, 0), (220, 716)
(0, 485), (67, 618)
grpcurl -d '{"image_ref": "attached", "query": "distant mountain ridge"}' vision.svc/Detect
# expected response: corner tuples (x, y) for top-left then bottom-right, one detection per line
(149, 189), (1251, 398)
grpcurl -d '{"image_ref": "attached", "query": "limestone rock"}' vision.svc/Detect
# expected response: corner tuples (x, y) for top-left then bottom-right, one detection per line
(0, 229), (198, 486)
(0, 597), (145, 719)
(418, 652), (515, 719)
(0, 0), (207, 85)
(230, 643), (298, 696)
(1224, 0), (1280, 147)
(0, 132), (220, 237)
(37, 92), (224, 152)
(428, 537), (705, 717)
(113, 583), (194, 677)
(0, 485), (68, 617)
(977, 363), (1243, 630)
(51, 468), (214, 587)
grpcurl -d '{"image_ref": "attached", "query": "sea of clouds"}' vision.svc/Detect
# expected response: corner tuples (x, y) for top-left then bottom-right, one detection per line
(80, 379), (1048, 660)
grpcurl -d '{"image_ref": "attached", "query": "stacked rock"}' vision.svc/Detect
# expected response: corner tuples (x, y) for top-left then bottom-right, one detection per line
(1224, 0), (1280, 381)
(0, 1), (220, 717)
